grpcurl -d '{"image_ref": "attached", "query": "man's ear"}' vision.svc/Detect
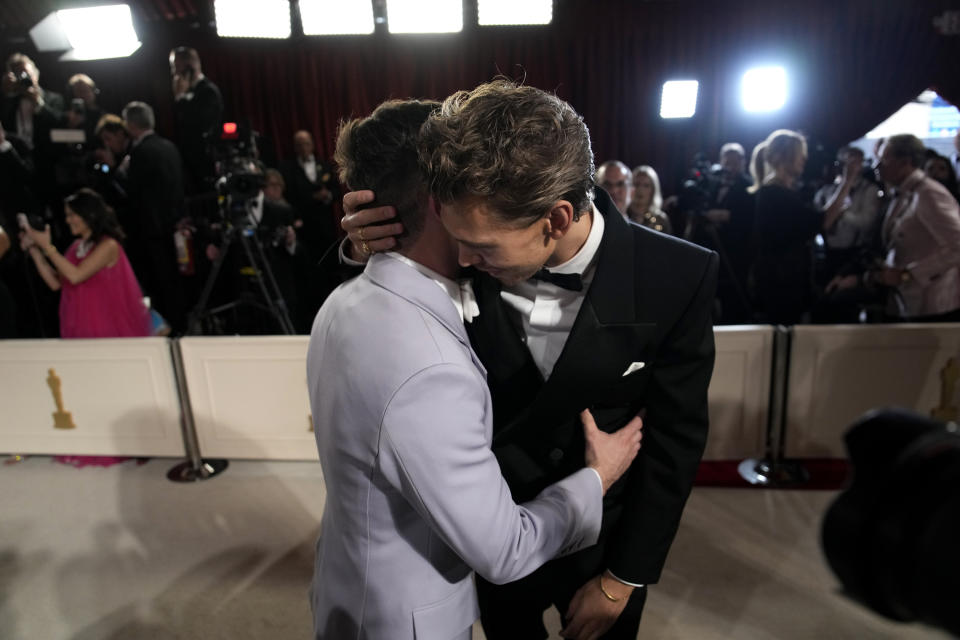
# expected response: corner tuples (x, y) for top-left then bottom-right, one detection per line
(544, 200), (577, 239)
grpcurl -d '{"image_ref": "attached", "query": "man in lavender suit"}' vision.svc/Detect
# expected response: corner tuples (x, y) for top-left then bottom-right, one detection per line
(306, 99), (643, 640)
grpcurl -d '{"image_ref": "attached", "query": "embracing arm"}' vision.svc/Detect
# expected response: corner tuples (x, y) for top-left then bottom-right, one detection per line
(378, 363), (606, 585)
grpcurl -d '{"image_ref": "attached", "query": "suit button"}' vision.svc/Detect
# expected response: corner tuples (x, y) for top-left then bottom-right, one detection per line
(548, 448), (564, 464)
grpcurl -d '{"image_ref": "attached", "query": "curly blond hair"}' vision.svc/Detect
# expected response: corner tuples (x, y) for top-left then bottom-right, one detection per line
(419, 79), (595, 227)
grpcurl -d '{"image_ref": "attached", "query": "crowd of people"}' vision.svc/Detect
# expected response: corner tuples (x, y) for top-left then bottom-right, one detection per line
(602, 129), (960, 325)
(0, 49), (341, 339)
(1, 45), (959, 339)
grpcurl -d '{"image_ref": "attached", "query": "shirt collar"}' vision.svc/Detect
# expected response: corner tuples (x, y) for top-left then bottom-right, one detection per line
(543, 203), (604, 275)
(299, 155), (316, 165)
(897, 168), (925, 194)
(385, 252), (479, 323)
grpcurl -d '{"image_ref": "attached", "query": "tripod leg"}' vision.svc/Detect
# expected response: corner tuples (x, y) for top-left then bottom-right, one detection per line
(187, 231), (234, 335)
(238, 232), (296, 335)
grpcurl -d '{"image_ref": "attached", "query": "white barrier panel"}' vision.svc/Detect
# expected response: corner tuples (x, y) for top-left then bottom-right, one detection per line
(704, 326), (774, 460)
(785, 324), (960, 458)
(0, 338), (184, 456)
(179, 336), (316, 460)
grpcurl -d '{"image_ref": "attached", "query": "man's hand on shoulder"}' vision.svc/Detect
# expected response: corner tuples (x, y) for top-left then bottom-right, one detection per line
(561, 573), (633, 640)
(341, 190), (404, 261)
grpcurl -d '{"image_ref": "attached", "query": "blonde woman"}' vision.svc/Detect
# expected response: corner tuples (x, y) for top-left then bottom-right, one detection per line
(626, 165), (672, 234)
(751, 129), (849, 324)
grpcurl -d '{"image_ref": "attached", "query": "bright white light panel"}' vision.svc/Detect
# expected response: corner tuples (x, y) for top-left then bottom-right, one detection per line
(215, 0), (291, 38)
(742, 66), (787, 113)
(660, 80), (699, 118)
(387, 0), (463, 34)
(478, 0), (552, 25)
(56, 5), (141, 60)
(301, 0), (375, 35)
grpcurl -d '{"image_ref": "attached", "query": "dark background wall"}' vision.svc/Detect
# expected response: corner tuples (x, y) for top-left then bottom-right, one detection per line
(3, 0), (959, 192)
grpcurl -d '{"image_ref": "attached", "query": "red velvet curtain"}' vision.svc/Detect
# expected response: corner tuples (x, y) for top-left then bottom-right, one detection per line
(28, 0), (959, 193)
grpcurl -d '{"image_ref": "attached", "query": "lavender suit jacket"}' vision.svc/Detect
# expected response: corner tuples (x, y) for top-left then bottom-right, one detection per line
(307, 253), (603, 640)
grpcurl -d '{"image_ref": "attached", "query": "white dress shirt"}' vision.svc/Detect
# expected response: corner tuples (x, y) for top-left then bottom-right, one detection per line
(384, 252), (479, 324)
(299, 154), (318, 184)
(500, 205), (604, 379)
(500, 207), (643, 588)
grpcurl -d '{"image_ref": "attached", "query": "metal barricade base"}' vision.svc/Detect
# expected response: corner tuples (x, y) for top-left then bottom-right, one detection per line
(167, 458), (229, 483)
(738, 458), (809, 486)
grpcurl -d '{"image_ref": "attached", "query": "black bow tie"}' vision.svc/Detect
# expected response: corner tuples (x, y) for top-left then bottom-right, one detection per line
(530, 268), (583, 291)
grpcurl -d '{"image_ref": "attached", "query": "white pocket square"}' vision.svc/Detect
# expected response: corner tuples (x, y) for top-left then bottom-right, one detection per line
(622, 361), (645, 377)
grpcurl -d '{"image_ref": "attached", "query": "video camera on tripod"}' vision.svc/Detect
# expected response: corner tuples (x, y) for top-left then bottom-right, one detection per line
(678, 152), (722, 218)
(186, 121), (295, 335)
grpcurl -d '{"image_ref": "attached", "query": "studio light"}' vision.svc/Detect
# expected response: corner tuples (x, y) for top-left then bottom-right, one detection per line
(301, 0), (375, 35)
(215, 0), (291, 39)
(387, 0), (463, 34)
(660, 80), (699, 119)
(742, 66), (787, 113)
(478, 0), (552, 25)
(29, 4), (141, 61)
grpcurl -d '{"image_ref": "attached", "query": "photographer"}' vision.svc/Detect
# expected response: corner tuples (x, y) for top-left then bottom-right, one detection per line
(63, 74), (103, 145)
(20, 188), (150, 338)
(683, 144), (755, 323)
(2, 53), (63, 211)
(1, 53), (63, 154)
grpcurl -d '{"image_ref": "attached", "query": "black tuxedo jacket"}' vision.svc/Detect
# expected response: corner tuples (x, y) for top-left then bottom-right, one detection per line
(280, 157), (340, 259)
(466, 188), (718, 585)
(174, 76), (223, 188)
(126, 133), (185, 239)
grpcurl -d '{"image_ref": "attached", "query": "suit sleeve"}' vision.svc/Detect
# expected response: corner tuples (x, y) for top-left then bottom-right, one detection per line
(606, 251), (718, 584)
(377, 362), (603, 585)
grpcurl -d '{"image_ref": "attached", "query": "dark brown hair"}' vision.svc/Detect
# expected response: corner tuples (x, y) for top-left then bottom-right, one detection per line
(64, 188), (125, 243)
(334, 99), (440, 243)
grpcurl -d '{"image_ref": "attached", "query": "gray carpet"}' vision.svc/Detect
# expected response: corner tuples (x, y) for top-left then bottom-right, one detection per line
(0, 456), (949, 640)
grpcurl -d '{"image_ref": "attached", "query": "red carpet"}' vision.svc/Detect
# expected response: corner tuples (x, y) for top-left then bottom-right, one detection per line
(695, 459), (852, 490)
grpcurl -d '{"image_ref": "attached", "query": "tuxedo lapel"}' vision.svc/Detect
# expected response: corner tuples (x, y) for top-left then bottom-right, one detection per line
(485, 189), (656, 446)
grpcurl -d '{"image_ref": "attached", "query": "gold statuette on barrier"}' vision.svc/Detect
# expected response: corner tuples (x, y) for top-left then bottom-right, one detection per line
(931, 357), (959, 423)
(46, 368), (76, 430)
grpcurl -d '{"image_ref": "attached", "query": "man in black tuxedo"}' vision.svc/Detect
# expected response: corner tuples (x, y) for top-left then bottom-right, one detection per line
(281, 130), (340, 261)
(342, 80), (717, 639)
(169, 47), (223, 194)
(121, 101), (186, 332)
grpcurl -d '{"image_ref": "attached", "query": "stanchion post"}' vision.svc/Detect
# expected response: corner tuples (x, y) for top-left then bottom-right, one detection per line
(166, 337), (228, 482)
(738, 325), (809, 485)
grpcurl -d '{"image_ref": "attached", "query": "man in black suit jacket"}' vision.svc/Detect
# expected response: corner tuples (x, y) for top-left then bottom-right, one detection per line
(281, 130), (340, 262)
(2, 53), (64, 212)
(122, 101), (186, 332)
(170, 47), (223, 194)
(343, 80), (717, 639)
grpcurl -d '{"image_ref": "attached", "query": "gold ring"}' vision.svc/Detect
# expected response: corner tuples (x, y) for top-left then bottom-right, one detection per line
(358, 226), (366, 242)
(361, 240), (371, 255)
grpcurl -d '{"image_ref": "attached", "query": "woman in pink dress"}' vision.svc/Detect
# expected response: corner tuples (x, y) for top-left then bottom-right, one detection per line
(22, 188), (150, 338)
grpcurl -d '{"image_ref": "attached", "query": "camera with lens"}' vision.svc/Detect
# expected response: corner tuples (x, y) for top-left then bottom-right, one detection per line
(16, 69), (33, 89)
(209, 121), (266, 223)
(822, 408), (960, 636)
(679, 152), (721, 218)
